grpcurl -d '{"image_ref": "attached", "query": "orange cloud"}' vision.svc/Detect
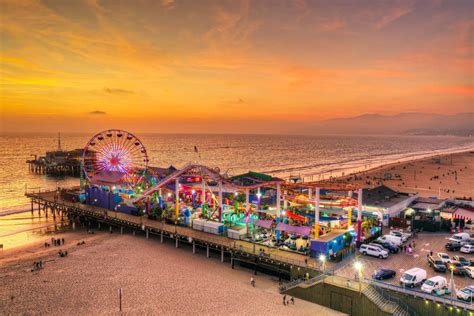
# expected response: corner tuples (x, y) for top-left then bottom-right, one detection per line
(0, 0), (471, 133)
(425, 85), (474, 96)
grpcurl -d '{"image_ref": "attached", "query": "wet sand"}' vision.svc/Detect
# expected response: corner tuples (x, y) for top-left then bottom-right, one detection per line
(0, 230), (343, 315)
(339, 151), (474, 199)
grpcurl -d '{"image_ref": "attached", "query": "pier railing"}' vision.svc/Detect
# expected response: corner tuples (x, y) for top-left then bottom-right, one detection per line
(25, 190), (474, 311)
(26, 190), (311, 269)
(324, 274), (474, 311)
(369, 279), (474, 311)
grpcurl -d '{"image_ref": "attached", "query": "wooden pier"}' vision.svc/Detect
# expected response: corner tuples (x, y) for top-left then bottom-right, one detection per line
(26, 158), (81, 176)
(26, 190), (320, 281)
(26, 137), (82, 176)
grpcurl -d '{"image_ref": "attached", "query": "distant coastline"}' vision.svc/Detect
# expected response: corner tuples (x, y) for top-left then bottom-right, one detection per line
(2, 145), (473, 214)
(1, 133), (473, 212)
(265, 143), (474, 181)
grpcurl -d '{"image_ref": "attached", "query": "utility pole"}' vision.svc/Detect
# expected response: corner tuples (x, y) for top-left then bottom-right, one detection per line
(57, 132), (62, 151)
(118, 288), (123, 312)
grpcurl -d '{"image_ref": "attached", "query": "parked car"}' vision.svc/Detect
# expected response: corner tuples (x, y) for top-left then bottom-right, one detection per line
(456, 286), (474, 301)
(465, 266), (474, 279)
(372, 268), (396, 280)
(377, 235), (402, 247)
(447, 261), (467, 275)
(368, 243), (389, 253)
(390, 230), (410, 242)
(400, 268), (427, 288)
(445, 242), (462, 251)
(427, 255), (447, 272)
(360, 244), (389, 259)
(449, 232), (470, 244)
(461, 244), (474, 254)
(372, 240), (399, 253)
(453, 255), (472, 267)
(437, 252), (451, 264)
(421, 276), (448, 294)
(460, 239), (474, 246)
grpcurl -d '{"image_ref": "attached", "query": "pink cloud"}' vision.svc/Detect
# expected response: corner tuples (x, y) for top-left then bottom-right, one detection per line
(375, 2), (415, 29)
(317, 18), (346, 32)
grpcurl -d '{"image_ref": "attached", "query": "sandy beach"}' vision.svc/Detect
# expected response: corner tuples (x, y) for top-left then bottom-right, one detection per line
(339, 151), (474, 199)
(1, 151), (473, 315)
(0, 230), (343, 315)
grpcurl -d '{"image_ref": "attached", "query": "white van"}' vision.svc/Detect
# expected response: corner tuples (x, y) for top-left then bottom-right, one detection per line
(400, 268), (427, 288)
(421, 276), (448, 294)
(377, 235), (403, 246)
(449, 233), (470, 244)
(360, 244), (389, 259)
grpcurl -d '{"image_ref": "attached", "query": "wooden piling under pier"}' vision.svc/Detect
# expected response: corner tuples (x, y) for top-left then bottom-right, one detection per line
(26, 190), (318, 281)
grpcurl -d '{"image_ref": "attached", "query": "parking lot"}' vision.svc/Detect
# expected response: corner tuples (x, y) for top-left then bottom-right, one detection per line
(334, 231), (474, 291)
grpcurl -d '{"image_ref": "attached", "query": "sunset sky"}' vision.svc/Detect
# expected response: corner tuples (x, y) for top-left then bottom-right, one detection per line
(0, 0), (472, 134)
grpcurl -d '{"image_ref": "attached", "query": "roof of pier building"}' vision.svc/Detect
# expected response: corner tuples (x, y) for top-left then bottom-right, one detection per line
(148, 165), (178, 179)
(363, 185), (414, 209)
(230, 171), (284, 187)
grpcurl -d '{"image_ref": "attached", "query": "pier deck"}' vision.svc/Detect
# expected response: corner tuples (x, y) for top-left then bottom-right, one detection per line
(26, 190), (321, 279)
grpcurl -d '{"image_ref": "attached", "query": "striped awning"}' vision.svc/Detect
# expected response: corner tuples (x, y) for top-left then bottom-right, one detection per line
(276, 223), (311, 236)
(254, 220), (273, 229)
(454, 208), (474, 220)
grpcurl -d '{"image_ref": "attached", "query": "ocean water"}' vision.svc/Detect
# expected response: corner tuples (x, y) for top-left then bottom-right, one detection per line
(0, 212), (62, 249)
(1, 133), (474, 212)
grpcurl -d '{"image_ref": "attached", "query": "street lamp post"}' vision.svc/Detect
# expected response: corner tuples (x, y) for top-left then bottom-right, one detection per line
(449, 264), (455, 303)
(319, 254), (326, 274)
(354, 261), (363, 294)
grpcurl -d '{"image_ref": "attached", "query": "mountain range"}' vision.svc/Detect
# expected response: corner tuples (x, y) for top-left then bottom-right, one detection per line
(305, 112), (474, 136)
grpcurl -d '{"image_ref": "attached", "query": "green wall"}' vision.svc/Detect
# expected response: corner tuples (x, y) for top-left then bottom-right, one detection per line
(389, 291), (473, 316)
(286, 282), (474, 316)
(286, 282), (391, 316)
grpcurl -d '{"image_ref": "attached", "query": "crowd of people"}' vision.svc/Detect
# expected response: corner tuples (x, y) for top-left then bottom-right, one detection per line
(401, 241), (416, 255)
(44, 237), (65, 248)
(35, 237), (69, 271)
(32, 260), (43, 271)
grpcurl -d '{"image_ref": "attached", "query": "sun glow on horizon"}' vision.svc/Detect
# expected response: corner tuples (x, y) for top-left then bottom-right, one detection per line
(0, 0), (472, 134)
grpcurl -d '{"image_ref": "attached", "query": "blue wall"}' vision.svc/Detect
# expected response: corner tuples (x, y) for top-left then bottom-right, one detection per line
(310, 233), (347, 257)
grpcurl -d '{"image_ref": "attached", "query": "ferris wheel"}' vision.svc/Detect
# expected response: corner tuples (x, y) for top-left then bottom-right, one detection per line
(82, 129), (148, 187)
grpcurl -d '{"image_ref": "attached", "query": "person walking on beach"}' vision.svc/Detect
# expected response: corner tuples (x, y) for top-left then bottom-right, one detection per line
(290, 296), (295, 305)
(62, 238), (65, 245)
(283, 295), (287, 306)
(250, 277), (255, 287)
